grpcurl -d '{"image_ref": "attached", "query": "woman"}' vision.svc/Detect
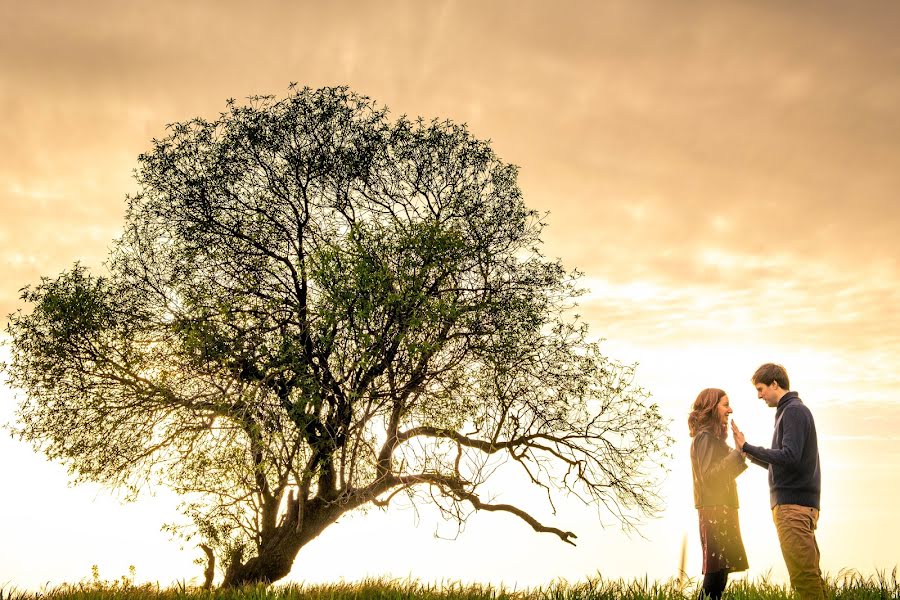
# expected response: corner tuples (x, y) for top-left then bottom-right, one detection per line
(689, 388), (749, 600)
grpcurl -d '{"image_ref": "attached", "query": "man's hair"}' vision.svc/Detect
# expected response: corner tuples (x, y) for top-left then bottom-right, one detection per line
(752, 363), (790, 390)
(688, 388), (728, 439)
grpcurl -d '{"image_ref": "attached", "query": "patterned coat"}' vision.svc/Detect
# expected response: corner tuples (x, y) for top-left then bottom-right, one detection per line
(691, 430), (749, 573)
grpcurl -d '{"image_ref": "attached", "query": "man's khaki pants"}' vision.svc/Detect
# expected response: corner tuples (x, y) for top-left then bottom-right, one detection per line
(773, 504), (825, 600)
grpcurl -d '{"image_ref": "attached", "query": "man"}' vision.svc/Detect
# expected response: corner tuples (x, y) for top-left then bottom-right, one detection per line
(731, 363), (824, 600)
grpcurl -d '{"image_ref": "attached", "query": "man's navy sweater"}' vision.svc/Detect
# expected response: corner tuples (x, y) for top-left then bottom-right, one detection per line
(742, 391), (821, 510)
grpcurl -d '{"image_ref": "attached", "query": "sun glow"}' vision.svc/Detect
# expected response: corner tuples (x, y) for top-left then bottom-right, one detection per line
(2, 0), (900, 590)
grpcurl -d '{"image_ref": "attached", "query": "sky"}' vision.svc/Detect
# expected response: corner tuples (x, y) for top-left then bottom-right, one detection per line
(2, 0), (899, 591)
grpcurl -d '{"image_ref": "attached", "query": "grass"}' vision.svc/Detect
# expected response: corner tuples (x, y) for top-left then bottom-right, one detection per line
(1, 570), (898, 600)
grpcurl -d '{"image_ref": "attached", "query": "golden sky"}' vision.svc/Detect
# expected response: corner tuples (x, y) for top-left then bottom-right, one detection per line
(1, 0), (899, 590)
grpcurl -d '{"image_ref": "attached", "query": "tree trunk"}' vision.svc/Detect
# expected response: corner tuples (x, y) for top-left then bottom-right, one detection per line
(219, 508), (334, 587)
(221, 549), (296, 587)
(200, 544), (215, 590)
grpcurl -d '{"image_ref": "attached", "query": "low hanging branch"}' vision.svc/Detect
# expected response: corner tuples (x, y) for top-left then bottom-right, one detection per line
(390, 471), (578, 545)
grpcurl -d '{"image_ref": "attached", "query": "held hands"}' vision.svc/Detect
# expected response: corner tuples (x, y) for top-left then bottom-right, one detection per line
(731, 420), (746, 452)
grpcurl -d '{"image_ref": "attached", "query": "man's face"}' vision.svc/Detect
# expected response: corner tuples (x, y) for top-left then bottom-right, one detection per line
(755, 382), (781, 407)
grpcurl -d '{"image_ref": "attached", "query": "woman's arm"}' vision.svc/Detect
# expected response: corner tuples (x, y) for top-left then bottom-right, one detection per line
(693, 433), (747, 485)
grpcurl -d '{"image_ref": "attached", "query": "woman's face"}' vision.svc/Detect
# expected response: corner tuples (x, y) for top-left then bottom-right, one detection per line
(716, 394), (733, 433)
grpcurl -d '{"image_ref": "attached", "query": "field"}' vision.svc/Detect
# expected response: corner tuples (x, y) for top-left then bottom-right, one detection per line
(3, 571), (899, 600)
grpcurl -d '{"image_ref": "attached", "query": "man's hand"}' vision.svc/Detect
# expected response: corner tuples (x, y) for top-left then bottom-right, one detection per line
(731, 420), (746, 451)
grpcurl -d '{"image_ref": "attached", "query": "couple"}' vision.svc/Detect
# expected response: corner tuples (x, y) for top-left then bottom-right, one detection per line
(689, 363), (824, 600)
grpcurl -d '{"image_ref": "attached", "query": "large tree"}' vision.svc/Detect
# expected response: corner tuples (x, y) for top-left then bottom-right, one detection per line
(5, 86), (671, 587)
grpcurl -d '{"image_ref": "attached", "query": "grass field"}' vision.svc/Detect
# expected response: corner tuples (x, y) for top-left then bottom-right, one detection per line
(2, 571), (898, 600)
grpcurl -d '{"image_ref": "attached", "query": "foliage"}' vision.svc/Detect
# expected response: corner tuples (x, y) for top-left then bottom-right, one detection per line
(4, 86), (671, 585)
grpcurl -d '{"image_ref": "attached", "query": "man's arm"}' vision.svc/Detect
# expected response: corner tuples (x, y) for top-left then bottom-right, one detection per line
(745, 454), (770, 469)
(732, 420), (770, 469)
(740, 406), (810, 468)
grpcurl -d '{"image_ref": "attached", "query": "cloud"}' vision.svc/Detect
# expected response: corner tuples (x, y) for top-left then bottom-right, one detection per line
(1, 3), (899, 588)
(1, 0), (898, 362)
(573, 242), (900, 404)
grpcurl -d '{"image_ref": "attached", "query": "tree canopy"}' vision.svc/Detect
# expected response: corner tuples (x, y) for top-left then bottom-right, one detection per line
(4, 86), (671, 587)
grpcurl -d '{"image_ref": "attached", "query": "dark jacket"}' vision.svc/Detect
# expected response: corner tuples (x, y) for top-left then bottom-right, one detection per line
(691, 430), (748, 508)
(742, 391), (821, 509)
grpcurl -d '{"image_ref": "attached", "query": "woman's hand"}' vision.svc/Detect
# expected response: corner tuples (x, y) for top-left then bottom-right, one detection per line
(731, 420), (746, 451)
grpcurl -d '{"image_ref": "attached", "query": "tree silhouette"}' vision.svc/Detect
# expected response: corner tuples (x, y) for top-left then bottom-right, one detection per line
(4, 86), (671, 587)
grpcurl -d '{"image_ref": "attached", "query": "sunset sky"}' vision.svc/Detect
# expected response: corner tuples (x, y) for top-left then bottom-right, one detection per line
(2, 0), (899, 591)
